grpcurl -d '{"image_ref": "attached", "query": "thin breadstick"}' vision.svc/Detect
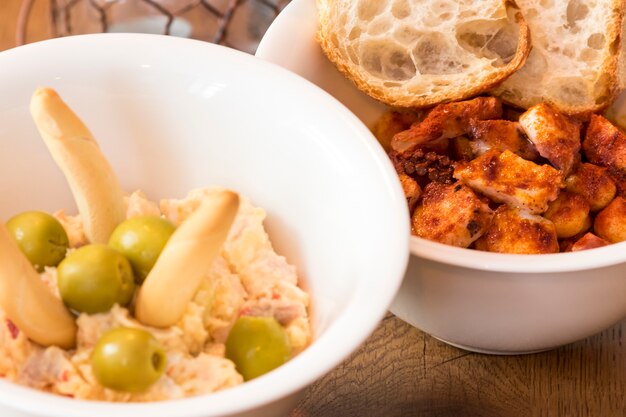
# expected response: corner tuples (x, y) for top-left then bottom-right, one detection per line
(0, 223), (76, 348)
(135, 190), (240, 327)
(30, 88), (125, 243)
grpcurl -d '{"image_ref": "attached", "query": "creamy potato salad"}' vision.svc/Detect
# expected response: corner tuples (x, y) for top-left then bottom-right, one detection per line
(0, 188), (311, 401)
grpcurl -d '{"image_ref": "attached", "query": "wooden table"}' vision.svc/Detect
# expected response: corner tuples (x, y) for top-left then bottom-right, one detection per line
(2, 1), (625, 415)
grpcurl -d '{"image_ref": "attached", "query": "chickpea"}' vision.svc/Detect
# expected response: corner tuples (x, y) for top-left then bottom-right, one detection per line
(543, 192), (591, 238)
(594, 197), (626, 243)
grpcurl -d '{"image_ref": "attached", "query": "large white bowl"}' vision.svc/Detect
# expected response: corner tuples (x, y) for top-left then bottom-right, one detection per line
(0, 34), (409, 416)
(257, 0), (626, 354)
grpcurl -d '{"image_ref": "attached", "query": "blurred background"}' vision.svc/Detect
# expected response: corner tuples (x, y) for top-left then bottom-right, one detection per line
(2, 0), (291, 54)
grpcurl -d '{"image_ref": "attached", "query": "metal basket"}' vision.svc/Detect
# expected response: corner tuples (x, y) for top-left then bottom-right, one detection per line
(17, 0), (290, 54)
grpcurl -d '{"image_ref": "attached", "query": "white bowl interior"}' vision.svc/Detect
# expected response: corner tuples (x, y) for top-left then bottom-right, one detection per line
(0, 34), (409, 417)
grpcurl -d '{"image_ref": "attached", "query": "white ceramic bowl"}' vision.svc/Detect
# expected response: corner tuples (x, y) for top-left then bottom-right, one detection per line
(0, 34), (409, 416)
(257, 0), (626, 354)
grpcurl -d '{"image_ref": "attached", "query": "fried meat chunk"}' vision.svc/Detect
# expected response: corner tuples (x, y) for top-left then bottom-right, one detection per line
(371, 109), (422, 151)
(582, 114), (626, 172)
(412, 183), (493, 248)
(453, 150), (563, 214)
(468, 119), (538, 160)
(391, 97), (502, 154)
(543, 191), (591, 238)
(399, 173), (421, 214)
(570, 233), (610, 252)
(518, 103), (581, 175)
(564, 163), (616, 211)
(594, 196), (626, 243)
(474, 206), (559, 254)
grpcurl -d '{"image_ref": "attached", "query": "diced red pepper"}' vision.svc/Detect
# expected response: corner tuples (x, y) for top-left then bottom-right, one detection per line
(6, 320), (19, 339)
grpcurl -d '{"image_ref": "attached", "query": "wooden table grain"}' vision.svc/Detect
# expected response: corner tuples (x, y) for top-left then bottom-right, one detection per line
(2, 1), (626, 416)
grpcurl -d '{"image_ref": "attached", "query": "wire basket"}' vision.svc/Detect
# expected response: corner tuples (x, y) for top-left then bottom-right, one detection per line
(17, 0), (291, 54)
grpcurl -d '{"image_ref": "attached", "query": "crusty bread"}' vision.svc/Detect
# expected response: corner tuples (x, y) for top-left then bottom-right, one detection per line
(316, 0), (531, 108)
(492, 0), (624, 114)
(618, 18), (626, 90)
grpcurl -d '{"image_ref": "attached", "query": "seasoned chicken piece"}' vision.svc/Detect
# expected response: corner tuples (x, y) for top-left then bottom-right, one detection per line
(371, 109), (422, 151)
(468, 119), (539, 160)
(543, 191), (590, 238)
(565, 163), (617, 212)
(398, 173), (421, 214)
(449, 136), (474, 162)
(582, 114), (626, 172)
(474, 206), (559, 254)
(412, 182), (493, 248)
(518, 103), (581, 175)
(454, 150), (563, 214)
(607, 168), (626, 197)
(391, 97), (502, 154)
(570, 233), (610, 252)
(594, 196), (626, 243)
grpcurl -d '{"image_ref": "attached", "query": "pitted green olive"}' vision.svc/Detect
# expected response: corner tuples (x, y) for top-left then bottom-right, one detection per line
(57, 244), (135, 313)
(108, 216), (175, 283)
(225, 316), (291, 381)
(91, 327), (166, 392)
(6, 211), (69, 272)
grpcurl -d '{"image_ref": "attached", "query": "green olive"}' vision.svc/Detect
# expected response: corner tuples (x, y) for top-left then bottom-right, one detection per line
(91, 327), (166, 392)
(57, 244), (135, 314)
(108, 216), (175, 284)
(6, 211), (69, 272)
(225, 316), (291, 381)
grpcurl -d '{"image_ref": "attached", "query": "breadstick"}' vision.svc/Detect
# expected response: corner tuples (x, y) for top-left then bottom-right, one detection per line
(0, 223), (76, 348)
(30, 88), (125, 243)
(136, 190), (239, 327)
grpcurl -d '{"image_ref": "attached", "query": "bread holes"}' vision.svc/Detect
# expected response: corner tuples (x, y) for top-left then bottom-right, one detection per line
(384, 48), (417, 81)
(540, 0), (553, 8)
(356, 0), (387, 21)
(525, 7), (539, 19)
(430, 0), (454, 13)
(391, 0), (410, 19)
(566, 0), (589, 29)
(412, 32), (462, 75)
(587, 33), (605, 49)
(562, 46), (576, 59)
(459, 9), (478, 19)
(456, 19), (517, 65)
(580, 48), (598, 63)
(347, 45), (359, 66)
(367, 17), (393, 36)
(393, 25), (422, 45)
(348, 27), (361, 41)
(549, 77), (589, 106)
(359, 41), (384, 76)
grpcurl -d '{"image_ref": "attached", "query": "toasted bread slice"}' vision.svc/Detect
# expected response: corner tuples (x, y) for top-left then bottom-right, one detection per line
(492, 0), (624, 114)
(316, 0), (530, 108)
(617, 18), (626, 90)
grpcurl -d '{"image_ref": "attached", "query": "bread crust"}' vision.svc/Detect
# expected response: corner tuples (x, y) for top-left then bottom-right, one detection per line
(317, 0), (531, 108)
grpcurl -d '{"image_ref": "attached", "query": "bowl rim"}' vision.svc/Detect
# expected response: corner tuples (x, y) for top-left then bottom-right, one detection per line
(0, 33), (410, 417)
(410, 235), (626, 273)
